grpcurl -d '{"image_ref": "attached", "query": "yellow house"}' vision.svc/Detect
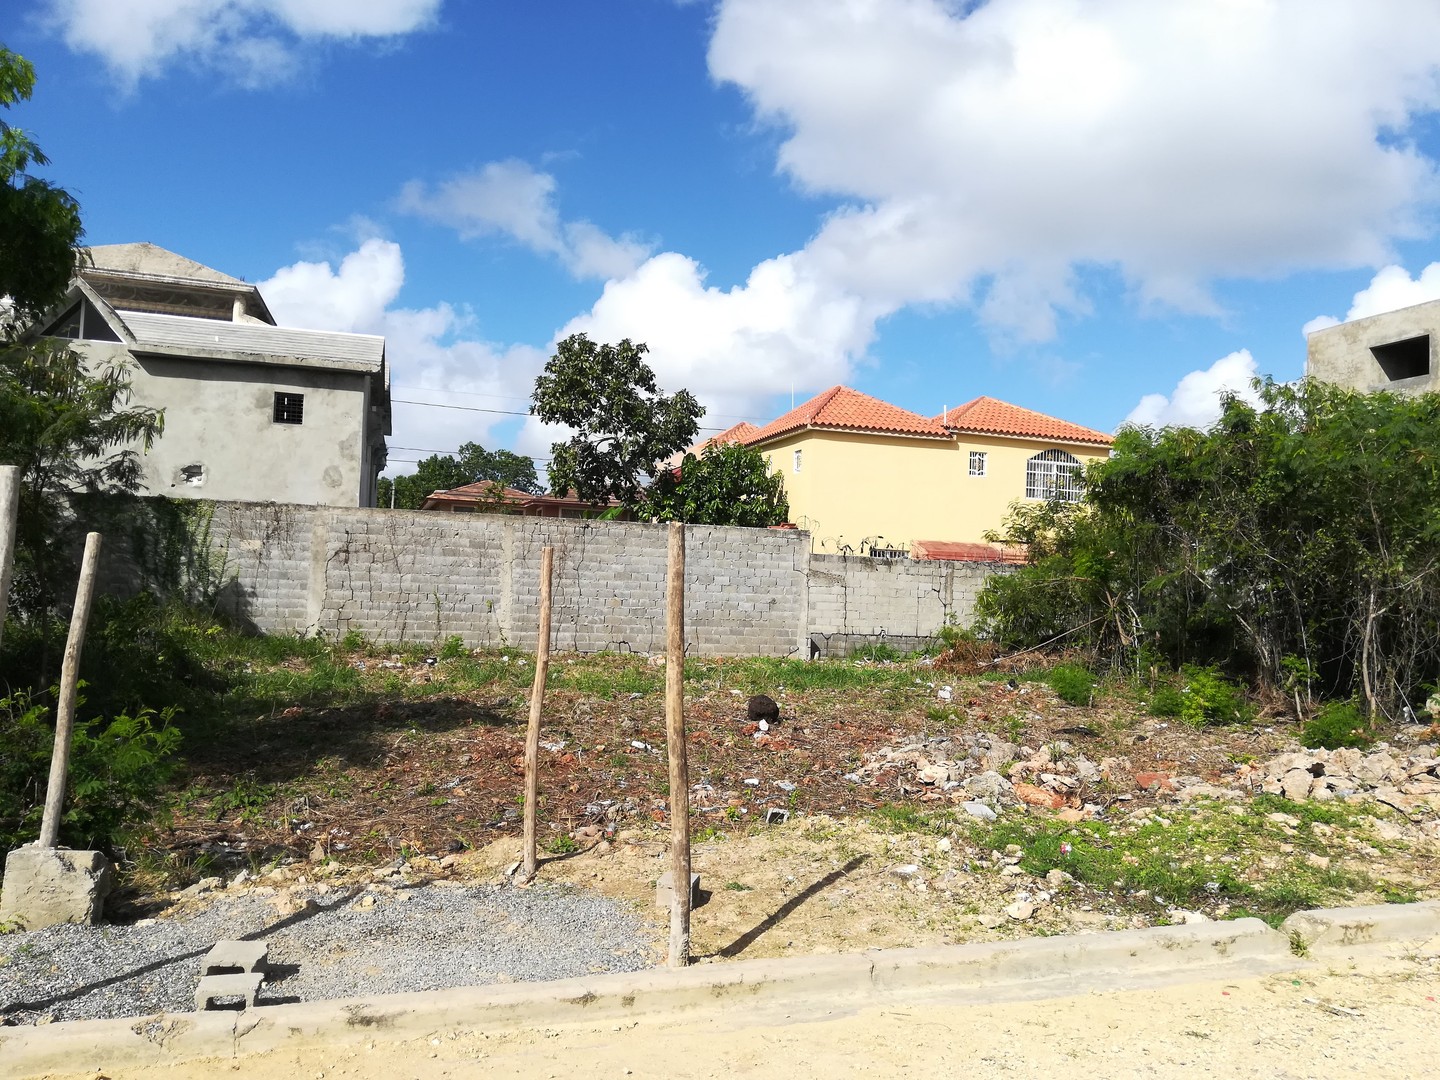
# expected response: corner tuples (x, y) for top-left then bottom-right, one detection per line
(742, 387), (1112, 555)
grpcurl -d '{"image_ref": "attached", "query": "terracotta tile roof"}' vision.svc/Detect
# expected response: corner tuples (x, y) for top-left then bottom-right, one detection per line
(934, 397), (1112, 445)
(912, 540), (1029, 564)
(745, 386), (949, 445)
(426, 483), (532, 504)
(664, 421), (761, 471)
(422, 484), (620, 511)
(707, 421), (759, 445)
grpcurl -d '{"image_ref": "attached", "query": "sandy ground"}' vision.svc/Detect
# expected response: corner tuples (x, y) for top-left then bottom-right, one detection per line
(23, 949), (1440, 1080)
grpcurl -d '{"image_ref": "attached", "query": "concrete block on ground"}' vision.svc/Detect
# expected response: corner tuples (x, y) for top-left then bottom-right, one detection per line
(655, 871), (700, 909)
(194, 972), (266, 1011)
(201, 940), (268, 976)
(1280, 901), (1440, 958)
(0, 847), (114, 930)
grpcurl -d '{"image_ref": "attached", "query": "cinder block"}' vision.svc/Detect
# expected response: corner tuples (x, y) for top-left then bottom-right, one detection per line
(194, 971), (265, 1011)
(201, 939), (268, 976)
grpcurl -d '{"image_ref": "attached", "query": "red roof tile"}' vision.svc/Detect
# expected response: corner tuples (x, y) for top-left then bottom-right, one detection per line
(912, 540), (1029, 564)
(934, 397), (1112, 445)
(745, 386), (949, 445)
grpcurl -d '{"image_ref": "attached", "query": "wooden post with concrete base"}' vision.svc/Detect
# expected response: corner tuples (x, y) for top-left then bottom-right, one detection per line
(0, 532), (115, 931)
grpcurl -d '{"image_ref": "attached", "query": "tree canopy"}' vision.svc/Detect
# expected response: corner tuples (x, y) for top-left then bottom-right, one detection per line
(0, 45), (83, 329)
(976, 378), (1440, 720)
(532, 334), (702, 508)
(638, 441), (789, 527)
(379, 441), (540, 510)
(0, 339), (164, 615)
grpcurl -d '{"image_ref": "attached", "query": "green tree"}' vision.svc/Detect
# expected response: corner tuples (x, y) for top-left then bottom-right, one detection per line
(0, 340), (164, 617)
(378, 441), (540, 510)
(1, 45), (84, 328)
(532, 334), (702, 508)
(975, 378), (1440, 720)
(638, 441), (789, 527)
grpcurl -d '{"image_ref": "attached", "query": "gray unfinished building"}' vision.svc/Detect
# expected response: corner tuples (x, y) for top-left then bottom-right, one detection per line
(1307, 298), (1440, 396)
(39, 243), (391, 508)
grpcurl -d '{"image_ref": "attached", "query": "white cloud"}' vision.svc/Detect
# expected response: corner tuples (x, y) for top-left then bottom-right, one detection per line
(557, 251), (878, 423)
(707, 0), (1440, 341)
(1304, 262), (1440, 335)
(397, 161), (651, 281)
(44, 0), (440, 87)
(260, 238), (549, 475)
(1123, 349), (1262, 429)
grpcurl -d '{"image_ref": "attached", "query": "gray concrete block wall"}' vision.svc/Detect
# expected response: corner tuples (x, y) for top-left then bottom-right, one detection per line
(806, 554), (1010, 655)
(85, 497), (1008, 657)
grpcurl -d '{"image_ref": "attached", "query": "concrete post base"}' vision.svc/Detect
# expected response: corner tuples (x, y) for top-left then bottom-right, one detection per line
(0, 847), (114, 930)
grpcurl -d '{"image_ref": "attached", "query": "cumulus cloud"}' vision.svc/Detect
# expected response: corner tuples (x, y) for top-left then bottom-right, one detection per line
(397, 161), (651, 281)
(260, 239), (549, 473)
(1124, 349), (1263, 430)
(1304, 263), (1440, 335)
(43, 0), (440, 87)
(556, 251), (878, 423)
(704, 0), (1440, 341)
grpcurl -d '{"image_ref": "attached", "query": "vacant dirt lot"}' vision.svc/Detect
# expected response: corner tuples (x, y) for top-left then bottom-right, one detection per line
(119, 650), (1440, 959)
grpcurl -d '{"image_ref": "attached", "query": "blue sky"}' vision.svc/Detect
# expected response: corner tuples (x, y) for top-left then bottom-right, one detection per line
(9, 0), (1440, 479)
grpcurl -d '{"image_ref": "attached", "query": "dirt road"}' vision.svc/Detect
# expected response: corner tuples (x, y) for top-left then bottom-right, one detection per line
(30, 951), (1439, 1080)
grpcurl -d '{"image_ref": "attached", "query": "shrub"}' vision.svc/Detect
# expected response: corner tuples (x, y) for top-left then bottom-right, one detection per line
(1302, 701), (1373, 750)
(1149, 685), (1186, 717)
(438, 634), (468, 661)
(1047, 664), (1096, 706)
(0, 689), (182, 854)
(1174, 665), (1254, 726)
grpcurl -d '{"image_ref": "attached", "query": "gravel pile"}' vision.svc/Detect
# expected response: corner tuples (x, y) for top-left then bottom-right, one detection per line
(0, 879), (658, 1026)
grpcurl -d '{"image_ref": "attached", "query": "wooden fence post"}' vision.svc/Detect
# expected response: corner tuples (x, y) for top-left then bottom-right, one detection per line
(665, 522), (691, 967)
(37, 532), (103, 850)
(522, 545), (555, 881)
(0, 465), (19, 650)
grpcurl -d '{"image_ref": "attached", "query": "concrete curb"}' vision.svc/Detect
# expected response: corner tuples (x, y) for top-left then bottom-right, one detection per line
(2, 904), (1432, 1077)
(1280, 900), (1440, 959)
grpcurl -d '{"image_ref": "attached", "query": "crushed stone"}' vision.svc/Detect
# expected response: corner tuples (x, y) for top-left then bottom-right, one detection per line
(0, 880), (657, 1026)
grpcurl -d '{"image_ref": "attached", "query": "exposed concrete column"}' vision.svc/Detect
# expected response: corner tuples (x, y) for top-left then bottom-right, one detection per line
(232, 296), (245, 321)
(0, 464), (19, 649)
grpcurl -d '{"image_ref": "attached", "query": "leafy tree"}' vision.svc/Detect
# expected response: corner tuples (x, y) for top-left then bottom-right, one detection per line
(456, 442), (541, 495)
(532, 334), (702, 508)
(638, 441), (789, 527)
(975, 378), (1440, 721)
(0, 339), (164, 617)
(378, 441), (540, 510)
(1, 45), (84, 328)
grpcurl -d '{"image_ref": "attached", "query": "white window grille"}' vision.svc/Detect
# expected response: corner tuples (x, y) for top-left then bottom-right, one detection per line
(969, 450), (987, 477)
(793, 449), (802, 473)
(1025, 449), (1082, 502)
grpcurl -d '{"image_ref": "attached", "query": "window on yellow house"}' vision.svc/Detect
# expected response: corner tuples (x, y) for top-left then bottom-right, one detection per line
(793, 449), (802, 473)
(1025, 449), (1082, 501)
(969, 451), (987, 477)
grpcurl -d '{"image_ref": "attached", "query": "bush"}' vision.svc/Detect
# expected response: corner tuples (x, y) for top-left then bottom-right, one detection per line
(0, 689), (182, 854)
(438, 634), (468, 661)
(1148, 685), (1187, 717)
(1047, 663), (1096, 706)
(1166, 665), (1254, 727)
(1302, 701), (1373, 750)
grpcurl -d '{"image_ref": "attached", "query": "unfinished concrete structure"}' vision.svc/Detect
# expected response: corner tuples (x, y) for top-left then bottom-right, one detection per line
(1306, 298), (1440, 396)
(39, 243), (391, 507)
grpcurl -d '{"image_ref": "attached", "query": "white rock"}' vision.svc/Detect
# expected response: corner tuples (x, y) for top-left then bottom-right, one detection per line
(1004, 900), (1036, 921)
